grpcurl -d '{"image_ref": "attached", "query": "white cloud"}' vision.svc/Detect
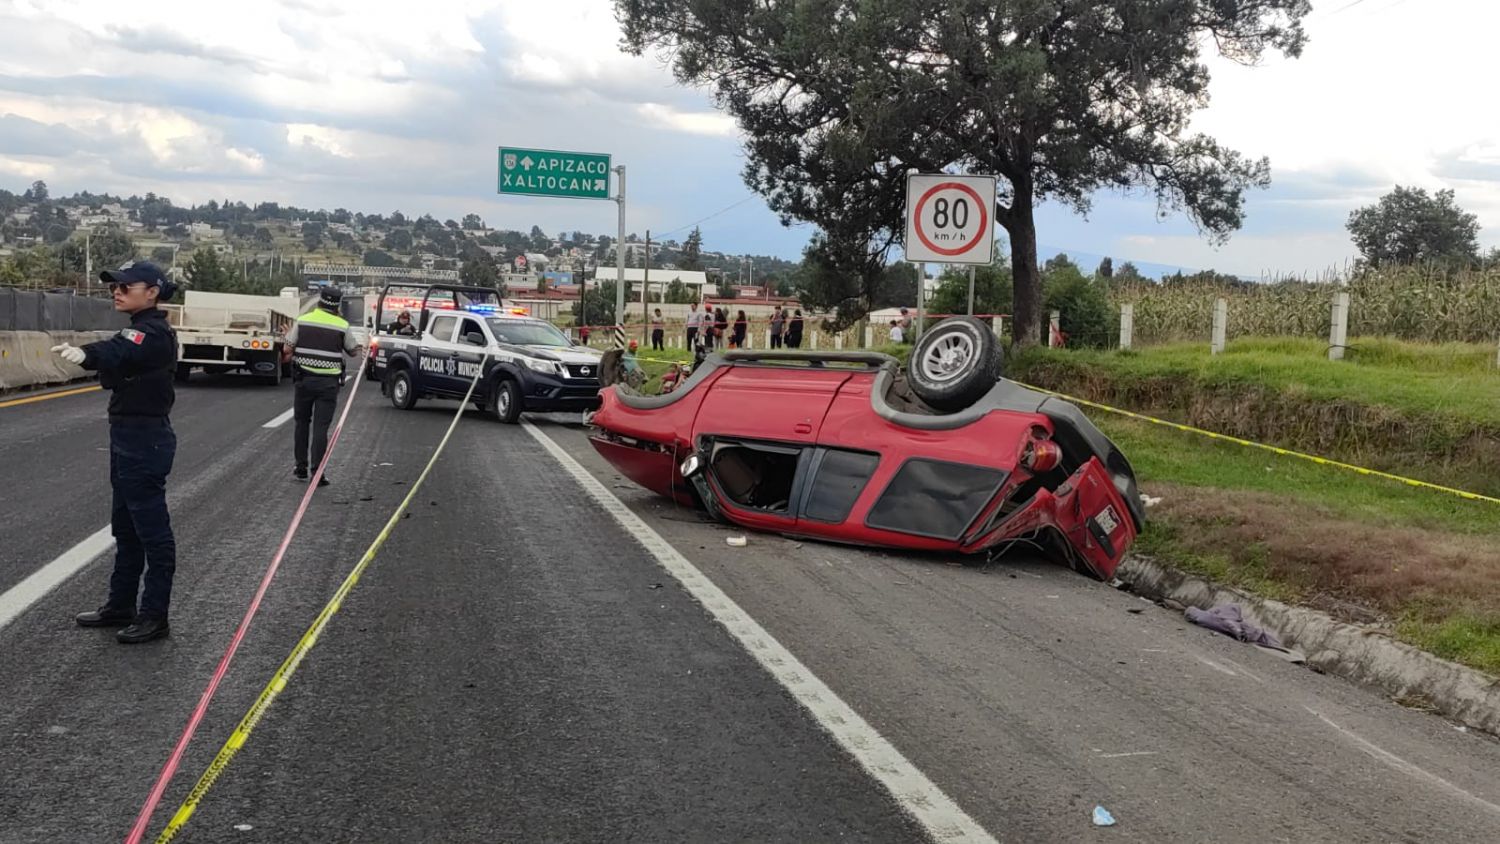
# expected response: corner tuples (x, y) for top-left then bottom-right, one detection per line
(636, 103), (738, 138)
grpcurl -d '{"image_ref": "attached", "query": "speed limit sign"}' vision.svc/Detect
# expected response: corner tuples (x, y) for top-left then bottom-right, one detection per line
(903, 173), (997, 265)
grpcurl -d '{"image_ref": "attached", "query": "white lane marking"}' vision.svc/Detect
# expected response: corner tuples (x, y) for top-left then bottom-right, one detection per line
(1099, 751), (1159, 759)
(262, 408), (295, 429)
(1304, 706), (1500, 818)
(0, 526), (113, 631)
(523, 421), (997, 844)
(1196, 656), (1240, 677)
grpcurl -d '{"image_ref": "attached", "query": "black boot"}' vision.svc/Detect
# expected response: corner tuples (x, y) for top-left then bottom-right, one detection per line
(117, 615), (170, 644)
(316, 475), (331, 487)
(76, 605), (135, 627)
(294, 466), (308, 481)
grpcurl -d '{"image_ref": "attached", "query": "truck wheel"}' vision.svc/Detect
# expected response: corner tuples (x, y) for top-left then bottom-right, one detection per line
(907, 317), (1003, 412)
(389, 369), (418, 410)
(492, 378), (522, 424)
(174, 363), (191, 384)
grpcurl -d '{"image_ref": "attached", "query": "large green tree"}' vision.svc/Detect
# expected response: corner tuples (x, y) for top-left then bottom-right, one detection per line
(1346, 186), (1480, 268)
(680, 226), (705, 270)
(616, 0), (1308, 346)
(184, 248), (233, 292)
(460, 253), (504, 295)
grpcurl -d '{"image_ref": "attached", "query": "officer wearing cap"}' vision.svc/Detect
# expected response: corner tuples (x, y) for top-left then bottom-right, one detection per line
(52, 261), (180, 644)
(282, 287), (358, 485)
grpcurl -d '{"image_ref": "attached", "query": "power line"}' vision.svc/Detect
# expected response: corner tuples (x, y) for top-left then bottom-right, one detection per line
(654, 195), (760, 240)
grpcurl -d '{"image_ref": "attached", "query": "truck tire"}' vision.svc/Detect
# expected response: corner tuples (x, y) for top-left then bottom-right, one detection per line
(388, 368), (418, 410)
(907, 317), (1003, 412)
(174, 363), (192, 384)
(492, 377), (522, 424)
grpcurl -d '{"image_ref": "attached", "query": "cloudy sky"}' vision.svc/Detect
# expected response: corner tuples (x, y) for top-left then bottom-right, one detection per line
(0, 0), (1495, 276)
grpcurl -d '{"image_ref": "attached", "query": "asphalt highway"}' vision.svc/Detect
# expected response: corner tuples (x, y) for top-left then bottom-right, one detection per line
(2, 374), (1499, 843)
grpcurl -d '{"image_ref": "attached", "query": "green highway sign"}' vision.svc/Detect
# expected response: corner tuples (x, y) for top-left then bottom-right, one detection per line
(497, 146), (612, 200)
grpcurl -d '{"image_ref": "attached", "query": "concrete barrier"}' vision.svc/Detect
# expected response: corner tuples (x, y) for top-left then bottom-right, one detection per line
(0, 332), (25, 391)
(0, 330), (117, 393)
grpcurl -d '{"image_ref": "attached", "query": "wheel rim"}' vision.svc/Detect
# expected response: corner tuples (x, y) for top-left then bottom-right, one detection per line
(394, 377), (408, 404)
(498, 385), (511, 416)
(919, 331), (977, 384)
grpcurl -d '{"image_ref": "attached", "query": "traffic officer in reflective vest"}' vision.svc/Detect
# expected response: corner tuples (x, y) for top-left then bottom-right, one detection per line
(282, 287), (358, 486)
(52, 261), (180, 644)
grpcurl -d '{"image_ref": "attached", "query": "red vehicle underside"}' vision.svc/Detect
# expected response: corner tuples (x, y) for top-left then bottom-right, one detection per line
(589, 352), (1143, 580)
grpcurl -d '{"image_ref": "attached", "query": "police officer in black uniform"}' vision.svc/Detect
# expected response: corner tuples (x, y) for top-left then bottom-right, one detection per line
(53, 261), (179, 644)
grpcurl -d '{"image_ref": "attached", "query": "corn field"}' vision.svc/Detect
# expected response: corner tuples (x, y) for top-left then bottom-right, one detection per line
(1113, 267), (1500, 346)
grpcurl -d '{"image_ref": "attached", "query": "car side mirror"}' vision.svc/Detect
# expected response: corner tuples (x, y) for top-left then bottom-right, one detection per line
(464, 331), (485, 346)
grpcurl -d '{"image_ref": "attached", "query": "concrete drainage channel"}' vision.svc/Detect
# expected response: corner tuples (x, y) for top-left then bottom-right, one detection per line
(1116, 553), (1500, 736)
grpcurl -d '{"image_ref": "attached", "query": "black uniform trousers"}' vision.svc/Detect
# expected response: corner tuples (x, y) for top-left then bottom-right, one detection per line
(107, 418), (177, 617)
(293, 374), (341, 473)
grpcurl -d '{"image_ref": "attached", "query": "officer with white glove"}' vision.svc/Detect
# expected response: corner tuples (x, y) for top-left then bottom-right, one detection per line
(61, 261), (181, 644)
(51, 343), (86, 365)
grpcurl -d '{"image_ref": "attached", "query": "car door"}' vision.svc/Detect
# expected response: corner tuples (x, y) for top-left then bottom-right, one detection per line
(420, 314), (461, 395)
(691, 365), (853, 534)
(452, 315), (490, 388)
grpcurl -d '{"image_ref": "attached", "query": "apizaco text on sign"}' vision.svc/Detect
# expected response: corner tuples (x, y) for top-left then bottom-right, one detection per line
(498, 147), (612, 200)
(903, 173), (997, 265)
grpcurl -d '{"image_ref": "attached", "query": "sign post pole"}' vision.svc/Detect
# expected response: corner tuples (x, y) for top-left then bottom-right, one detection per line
(915, 263), (925, 337)
(967, 265), (976, 316)
(614, 165), (627, 350)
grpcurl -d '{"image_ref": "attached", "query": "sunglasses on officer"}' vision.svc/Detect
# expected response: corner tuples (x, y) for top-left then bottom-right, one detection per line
(107, 281), (151, 294)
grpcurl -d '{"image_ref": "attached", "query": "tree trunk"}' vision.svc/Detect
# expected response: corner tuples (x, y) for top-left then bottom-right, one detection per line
(1007, 185), (1043, 348)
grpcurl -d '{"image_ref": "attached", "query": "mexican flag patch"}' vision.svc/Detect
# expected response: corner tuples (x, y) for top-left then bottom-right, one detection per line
(121, 328), (145, 345)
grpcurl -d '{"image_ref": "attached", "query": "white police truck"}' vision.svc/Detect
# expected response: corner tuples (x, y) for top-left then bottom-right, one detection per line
(368, 283), (603, 423)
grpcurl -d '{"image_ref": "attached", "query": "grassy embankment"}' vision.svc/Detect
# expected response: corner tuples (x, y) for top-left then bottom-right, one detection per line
(1009, 337), (1500, 674)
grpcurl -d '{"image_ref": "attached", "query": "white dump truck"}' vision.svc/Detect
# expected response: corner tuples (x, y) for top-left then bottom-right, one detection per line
(165, 290), (302, 385)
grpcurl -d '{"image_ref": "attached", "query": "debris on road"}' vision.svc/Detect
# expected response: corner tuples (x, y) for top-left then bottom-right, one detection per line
(1186, 604), (1283, 648)
(1092, 805), (1117, 827)
(726, 535), (748, 547)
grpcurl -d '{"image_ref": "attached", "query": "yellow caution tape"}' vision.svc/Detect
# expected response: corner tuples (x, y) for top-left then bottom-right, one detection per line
(155, 362), (489, 842)
(1016, 382), (1500, 507)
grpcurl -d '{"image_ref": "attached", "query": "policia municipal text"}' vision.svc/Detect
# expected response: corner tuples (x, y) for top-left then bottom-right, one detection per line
(282, 287), (359, 485)
(52, 261), (180, 644)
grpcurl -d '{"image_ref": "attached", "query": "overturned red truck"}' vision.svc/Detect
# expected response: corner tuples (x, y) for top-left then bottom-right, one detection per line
(588, 318), (1143, 580)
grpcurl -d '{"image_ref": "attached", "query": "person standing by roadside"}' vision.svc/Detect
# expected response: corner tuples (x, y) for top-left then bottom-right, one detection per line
(283, 287), (359, 487)
(685, 302), (702, 351)
(651, 308), (665, 351)
(714, 307), (729, 349)
(769, 305), (785, 349)
(53, 261), (179, 644)
(889, 319), (906, 344)
(732, 310), (748, 348)
(785, 309), (804, 348)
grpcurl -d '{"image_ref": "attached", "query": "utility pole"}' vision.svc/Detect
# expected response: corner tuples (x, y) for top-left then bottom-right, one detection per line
(84, 228), (92, 293)
(613, 165), (627, 349)
(642, 229), (651, 341)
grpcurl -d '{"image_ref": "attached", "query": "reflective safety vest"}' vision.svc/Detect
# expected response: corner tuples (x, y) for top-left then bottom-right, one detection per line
(292, 308), (349, 376)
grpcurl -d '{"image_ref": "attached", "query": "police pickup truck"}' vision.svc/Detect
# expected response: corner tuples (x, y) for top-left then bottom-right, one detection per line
(369, 283), (603, 423)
